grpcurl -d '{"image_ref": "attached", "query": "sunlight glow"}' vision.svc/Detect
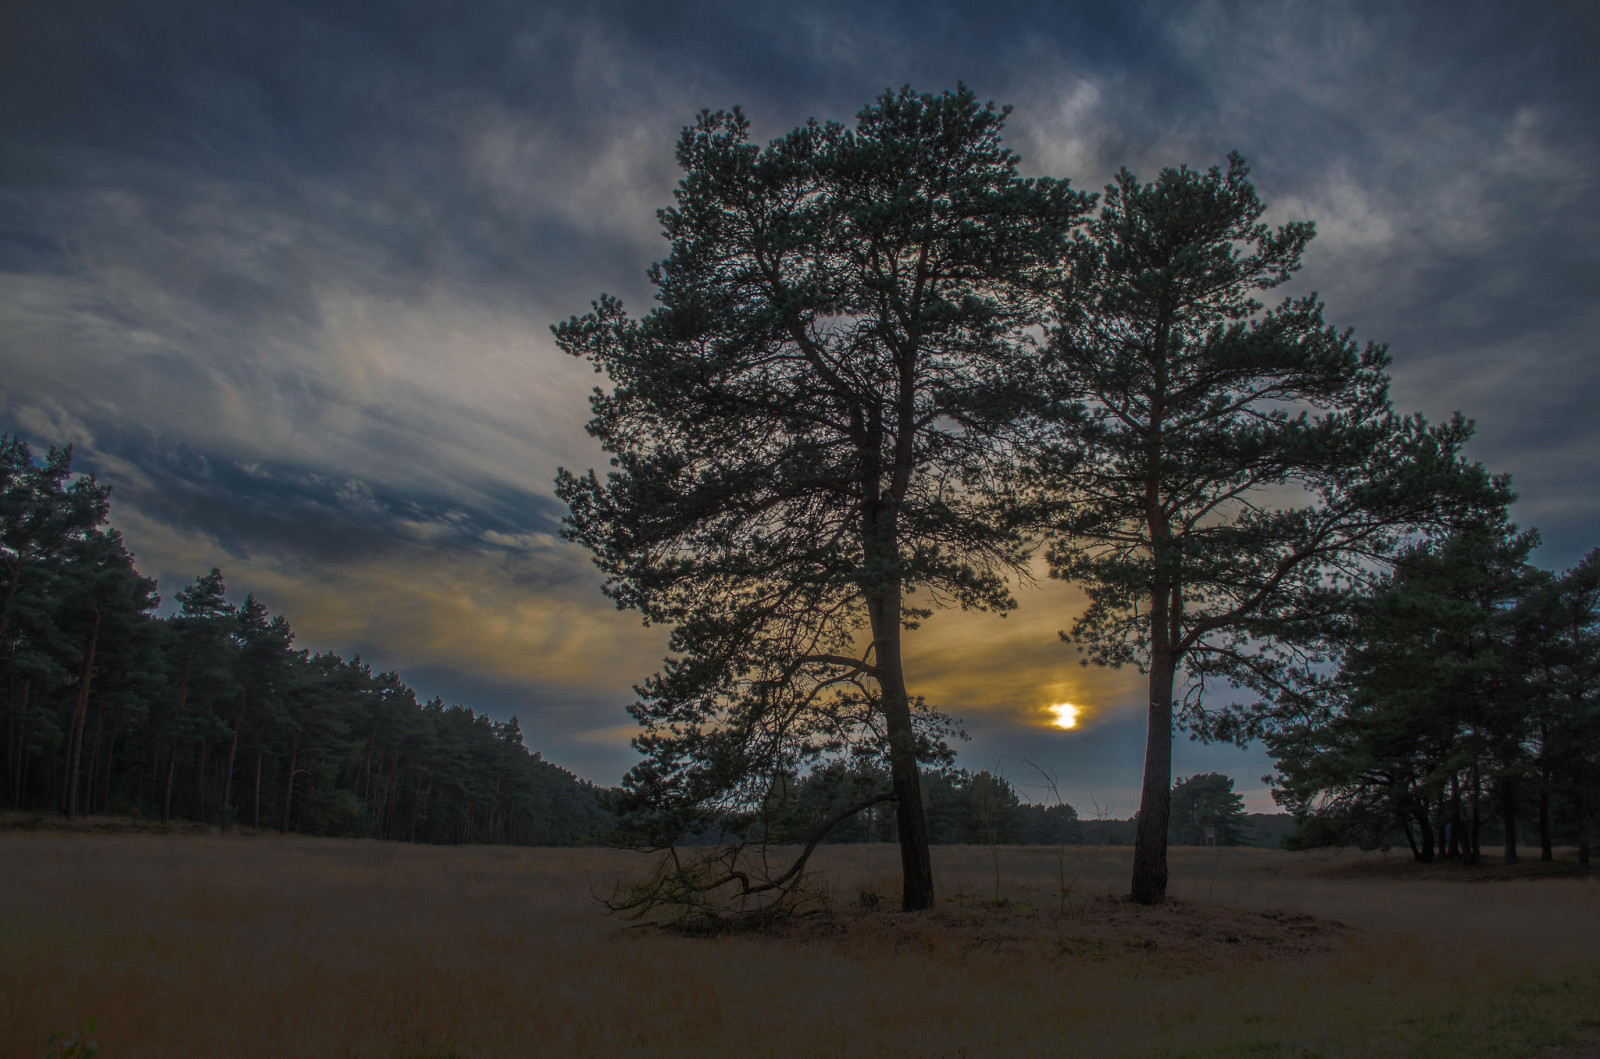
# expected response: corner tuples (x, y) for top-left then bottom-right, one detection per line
(1048, 702), (1079, 730)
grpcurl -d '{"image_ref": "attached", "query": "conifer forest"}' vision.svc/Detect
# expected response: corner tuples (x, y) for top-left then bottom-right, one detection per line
(0, 437), (611, 844)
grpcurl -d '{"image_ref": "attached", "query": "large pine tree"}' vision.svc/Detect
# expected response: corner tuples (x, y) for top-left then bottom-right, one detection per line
(556, 86), (1089, 912)
(1033, 155), (1504, 903)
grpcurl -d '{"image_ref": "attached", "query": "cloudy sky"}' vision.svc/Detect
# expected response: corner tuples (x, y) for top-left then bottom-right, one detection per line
(3, 0), (1595, 813)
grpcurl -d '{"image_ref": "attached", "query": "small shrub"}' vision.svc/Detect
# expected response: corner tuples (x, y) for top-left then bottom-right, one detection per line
(45, 1017), (99, 1059)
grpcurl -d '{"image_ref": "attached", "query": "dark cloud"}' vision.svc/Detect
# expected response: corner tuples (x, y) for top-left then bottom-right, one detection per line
(2, 0), (1595, 789)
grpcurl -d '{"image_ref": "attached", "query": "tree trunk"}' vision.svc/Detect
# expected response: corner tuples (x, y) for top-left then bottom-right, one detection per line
(1414, 811), (1435, 864)
(1539, 785), (1552, 862)
(359, 721), (378, 809)
(191, 739), (208, 821)
(2, 672), (12, 810)
(867, 584), (934, 912)
(83, 698), (105, 815)
(64, 609), (101, 821)
(280, 731), (299, 833)
(1578, 779), (1591, 873)
(1447, 776), (1463, 859)
(1400, 812), (1420, 861)
(101, 698), (124, 815)
(1468, 768), (1482, 864)
(1501, 777), (1518, 865)
(220, 689), (246, 827)
(253, 746), (263, 829)
(8, 679), (28, 809)
(1131, 645), (1177, 904)
(161, 651), (193, 825)
(0, 558), (22, 644)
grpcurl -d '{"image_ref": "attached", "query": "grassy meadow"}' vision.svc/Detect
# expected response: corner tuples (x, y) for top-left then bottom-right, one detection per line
(2, 829), (1597, 1058)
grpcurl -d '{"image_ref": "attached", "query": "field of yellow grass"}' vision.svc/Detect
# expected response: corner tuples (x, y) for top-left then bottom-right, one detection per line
(2, 831), (1597, 1058)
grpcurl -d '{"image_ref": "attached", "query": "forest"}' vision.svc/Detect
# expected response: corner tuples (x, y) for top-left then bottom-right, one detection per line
(0, 434), (1289, 852)
(0, 435), (1180, 849)
(0, 436), (610, 844)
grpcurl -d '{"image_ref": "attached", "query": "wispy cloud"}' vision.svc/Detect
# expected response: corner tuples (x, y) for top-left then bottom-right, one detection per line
(2, 0), (1595, 787)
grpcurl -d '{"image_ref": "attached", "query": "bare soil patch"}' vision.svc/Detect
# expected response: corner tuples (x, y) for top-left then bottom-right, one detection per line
(692, 893), (1353, 977)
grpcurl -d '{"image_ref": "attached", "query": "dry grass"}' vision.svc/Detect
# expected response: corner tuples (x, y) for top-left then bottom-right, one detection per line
(2, 836), (1597, 1058)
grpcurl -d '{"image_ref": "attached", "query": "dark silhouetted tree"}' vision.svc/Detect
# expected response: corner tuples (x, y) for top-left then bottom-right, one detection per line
(557, 86), (1090, 914)
(1032, 155), (1504, 903)
(1168, 772), (1249, 846)
(1265, 521), (1540, 863)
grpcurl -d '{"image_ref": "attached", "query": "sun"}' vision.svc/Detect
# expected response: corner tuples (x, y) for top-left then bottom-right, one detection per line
(1047, 702), (1079, 730)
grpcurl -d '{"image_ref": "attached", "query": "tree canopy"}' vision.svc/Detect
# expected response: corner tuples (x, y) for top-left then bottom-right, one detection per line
(1031, 155), (1505, 902)
(1168, 772), (1250, 846)
(555, 85), (1091, 914)
(1266, 526), (1600, 867)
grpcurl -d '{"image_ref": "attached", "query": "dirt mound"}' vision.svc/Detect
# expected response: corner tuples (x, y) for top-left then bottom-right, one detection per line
(732, 893), (1354, 975)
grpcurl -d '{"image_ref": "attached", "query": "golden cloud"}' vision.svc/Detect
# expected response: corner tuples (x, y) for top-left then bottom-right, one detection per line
(901, 575), (1145, 731)
(115, 504), (667, 694)
(117, 503), (1142, 740)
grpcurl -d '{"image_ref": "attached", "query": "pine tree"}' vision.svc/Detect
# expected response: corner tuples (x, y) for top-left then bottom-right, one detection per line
(1265, 522), (1540, 862)
(556, 86), (1090, 913)
(1168, 772), (1249, 846)
(1032, 155), (1504, 902)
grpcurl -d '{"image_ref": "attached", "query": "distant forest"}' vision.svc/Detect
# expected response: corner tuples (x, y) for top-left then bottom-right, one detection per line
(1, 437), (611, 844)
(4, 435), (1244, 848)
(12, 434), (1585, 861)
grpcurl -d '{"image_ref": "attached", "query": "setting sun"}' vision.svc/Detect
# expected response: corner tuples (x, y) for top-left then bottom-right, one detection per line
(1048, 702), (1079, 730)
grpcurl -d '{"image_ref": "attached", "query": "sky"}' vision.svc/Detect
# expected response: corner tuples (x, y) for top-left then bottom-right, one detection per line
(3, 0), (1596, 814)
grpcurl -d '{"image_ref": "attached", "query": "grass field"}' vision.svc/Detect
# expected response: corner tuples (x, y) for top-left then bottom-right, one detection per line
(2, 828), (1597, 1058)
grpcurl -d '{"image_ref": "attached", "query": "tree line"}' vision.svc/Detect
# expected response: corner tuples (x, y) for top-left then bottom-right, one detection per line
(0, 432), (1301, 858)
(1254, 523), (1598, 868)
(555, 82), (1581, 918)
(0, 436), (610, 844)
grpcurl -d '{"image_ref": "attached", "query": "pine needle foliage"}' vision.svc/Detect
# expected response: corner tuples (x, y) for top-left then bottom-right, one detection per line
(1030, 154), (1506, 903)
(555, 85), (1091, 913)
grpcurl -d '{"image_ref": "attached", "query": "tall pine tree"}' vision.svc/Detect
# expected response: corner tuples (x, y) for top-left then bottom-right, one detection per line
(1032, 155), (1503, 902)
(557, 86), (1089, 912)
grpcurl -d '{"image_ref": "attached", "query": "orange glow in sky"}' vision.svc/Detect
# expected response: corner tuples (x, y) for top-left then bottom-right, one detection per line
(1048, 702), (1080, 730)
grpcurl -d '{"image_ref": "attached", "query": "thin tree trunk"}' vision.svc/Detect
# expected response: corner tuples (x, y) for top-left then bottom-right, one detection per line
(1448, 775), (1463, 859)
(1414, 811), (1435, 864)
(867, 584), (934, 912)
(161, 747), (178, 824)
(359, 722), (377, 809)
(191, 739), (207, 821)
(64, 609), (101, 821)
(220, 689), (246, 827)
(1400, 812), (1419, 861)
(8, 679), (28, 809)
(1467, 768), (1482, 865)
(253, 746), (262, 829)
(2, 671), (12, 810)
(0, 558), (21, 644)
(161, 651), (193, 825)
(1501, 777), (1518, 865)
(1578, 778), (1591, 873)
(83, 698), (105, 815)
(280, 731), (299, 833)
(1539, 785), (1552, 862)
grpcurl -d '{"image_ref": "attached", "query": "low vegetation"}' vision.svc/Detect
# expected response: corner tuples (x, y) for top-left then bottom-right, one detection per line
(3, 834), (1596, 1058)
